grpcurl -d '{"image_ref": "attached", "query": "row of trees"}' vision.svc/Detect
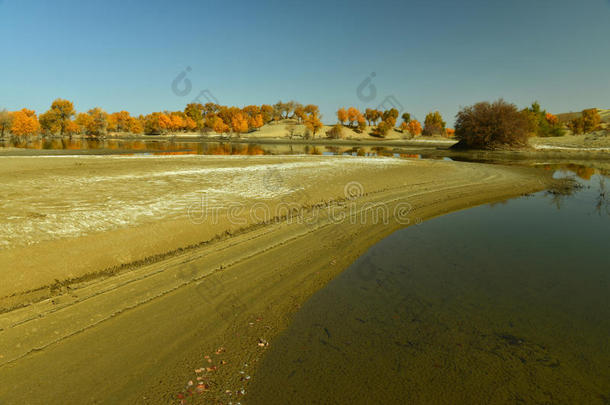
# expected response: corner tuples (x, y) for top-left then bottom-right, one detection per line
(0, 99), (322, 137)
(0, 100), (145, 137)
(454, 100), (604, 149)
(1, 98), (602, 140)
(333, 107), (453, 138)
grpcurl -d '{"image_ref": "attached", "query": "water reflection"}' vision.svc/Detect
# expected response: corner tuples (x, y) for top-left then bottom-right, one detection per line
(0, 136), (441, 159)
(533, 164), (610, 216)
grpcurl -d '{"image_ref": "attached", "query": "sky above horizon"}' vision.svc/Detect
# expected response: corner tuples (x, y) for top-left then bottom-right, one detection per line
(1, 0), (609, 125)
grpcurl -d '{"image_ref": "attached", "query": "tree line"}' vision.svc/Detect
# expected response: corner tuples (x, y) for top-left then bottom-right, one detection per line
(0, 100), (324, 138)
(0, 98), (602, 142)
(331, 107), (452, 138)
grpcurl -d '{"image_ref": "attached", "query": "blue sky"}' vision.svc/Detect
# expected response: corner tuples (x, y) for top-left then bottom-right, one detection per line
(1, 0), (609, 125)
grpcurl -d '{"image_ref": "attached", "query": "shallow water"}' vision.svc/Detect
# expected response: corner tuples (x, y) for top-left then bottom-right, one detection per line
(0, 137), (438, 159)
(247, 168), (610, 404)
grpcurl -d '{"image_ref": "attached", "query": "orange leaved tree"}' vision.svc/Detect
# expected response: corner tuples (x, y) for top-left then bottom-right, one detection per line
(11, 108), (40, 136)
(304, 113), (323, 138)
(337, 108), (348, 125)
(231, 113), (249, 134)
(407, 120), (422, 136)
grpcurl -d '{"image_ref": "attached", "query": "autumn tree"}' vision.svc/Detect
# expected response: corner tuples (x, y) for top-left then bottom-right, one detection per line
(545, 113), (558, 126)
(107, 111), (134, 133)
(39, 110), (62, 135)
(407, 120), (422, 136)
(260, 105), (274, 124)
(374, 120), (392, 137)
(231, 113), (249, 134)
(184, 116), (197, 131)
(273, 101), (290, 120)
(382, 108), (398, 126)
(423, 111), (446, 136)
(365, 108), (381, 126)
(242, 105), (261, 119)
(212, 116), (230, 134)
(287, 101), (301, 119)
(51, 99), (75, 135)
(128, 117), (144, 134)
(38, 99), (76, 136)
(522, 102), (564, 137)
(337, 108), (348, 125)
(169, 112), (186, 132)
(76, 113), (93, 134)
(454, 99), (529, 149)
(289, 102), (303, 120)
(0, 109), (13, 136)
(84, 107), (109, 137)
(143, 112), (170, 135)
(401, 112), (411, 124)
(372, 108), (398, 137)
(184, 103), (204, 127)
(217, 106), (241, 128)
(347, 107), (363, 128)
(304, 112), (323, 138)
(357, 115), (366, 132)
(304, 104), (319, 116)
(10, 108), (40, 136)
(65, 120), (81, 136)
(248, 114), (264, 130)
(581, 108), (601, 133)
(293, 105), (306, 123)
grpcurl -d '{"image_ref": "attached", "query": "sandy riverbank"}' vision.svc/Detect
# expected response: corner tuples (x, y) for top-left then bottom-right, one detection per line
(0, 155), (554, 403)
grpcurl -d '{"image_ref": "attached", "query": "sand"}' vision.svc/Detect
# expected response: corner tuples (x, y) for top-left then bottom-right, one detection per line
(0, 155), (554, 404)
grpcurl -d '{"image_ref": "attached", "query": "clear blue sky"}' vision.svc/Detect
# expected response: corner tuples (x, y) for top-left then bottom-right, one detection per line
(1, 0), (609, 125)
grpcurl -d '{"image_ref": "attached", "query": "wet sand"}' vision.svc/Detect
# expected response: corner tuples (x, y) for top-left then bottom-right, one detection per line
(0, 155), (553, 403)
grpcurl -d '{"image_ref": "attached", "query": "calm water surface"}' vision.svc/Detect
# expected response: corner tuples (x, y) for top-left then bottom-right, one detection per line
(247, 167), (610, 404)
(0, 137), (437, 158)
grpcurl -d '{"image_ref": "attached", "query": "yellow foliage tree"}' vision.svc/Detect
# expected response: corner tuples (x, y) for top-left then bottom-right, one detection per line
(128, 117), (144, 134)
(337, 108), (348, 125)
(184, 117), (197, 131)
(108, 111), (133, 133)
(75, 113), (93, 133)
(169, 113), (185, 132)
(347, 107), (362, 127)
(304, 113), (323, 138)
(11, 108), (40, 136)
(213, 116), (230, 133)
(39, 99), (76, 136)
(65, 120), (81, 135)
(231, 113), (249, 134)
(249, 114), (264, 130)
(407, 120), (422, 136)
(84, 108), (109, 136)
(158, 113), (172, 132)
(260, 105), (274, 124)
